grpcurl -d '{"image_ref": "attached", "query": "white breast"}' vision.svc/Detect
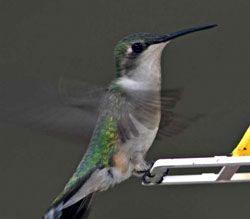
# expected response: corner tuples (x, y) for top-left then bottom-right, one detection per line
(123, 113), (160, 155)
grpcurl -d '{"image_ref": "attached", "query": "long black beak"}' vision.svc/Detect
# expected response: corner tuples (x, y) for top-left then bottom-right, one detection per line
(150, 24), (217, 44)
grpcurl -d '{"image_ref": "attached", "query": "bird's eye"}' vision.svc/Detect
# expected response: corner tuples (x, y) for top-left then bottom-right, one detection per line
(131, 43), (144, 53)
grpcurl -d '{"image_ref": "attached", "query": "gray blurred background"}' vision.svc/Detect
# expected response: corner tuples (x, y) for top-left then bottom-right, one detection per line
(0, 0), (250, 218)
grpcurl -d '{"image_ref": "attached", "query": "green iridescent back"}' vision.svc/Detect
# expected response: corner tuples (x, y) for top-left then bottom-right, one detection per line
(53, 84), (123, 204)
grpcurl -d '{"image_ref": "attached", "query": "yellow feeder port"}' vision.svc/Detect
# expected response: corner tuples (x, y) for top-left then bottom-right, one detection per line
(232, 126), (250, 156)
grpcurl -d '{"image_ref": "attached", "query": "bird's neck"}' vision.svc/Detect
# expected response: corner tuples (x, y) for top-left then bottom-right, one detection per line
(115, 43), (165, 90)
(116, 58), (162, 91)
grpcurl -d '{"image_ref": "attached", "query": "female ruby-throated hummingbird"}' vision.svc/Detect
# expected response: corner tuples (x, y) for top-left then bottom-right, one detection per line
(44, 24), (217, 218)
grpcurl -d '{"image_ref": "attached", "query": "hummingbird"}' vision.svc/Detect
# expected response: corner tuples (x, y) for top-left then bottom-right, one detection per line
(44, 24), (217, 219)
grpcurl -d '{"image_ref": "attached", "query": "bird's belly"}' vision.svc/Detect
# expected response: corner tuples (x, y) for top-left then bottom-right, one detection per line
(123, 113), (160, 155)
(66, 117), (160, 206)
(128, 128), (158, 154)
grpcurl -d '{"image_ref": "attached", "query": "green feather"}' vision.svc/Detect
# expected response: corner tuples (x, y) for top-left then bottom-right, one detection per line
(53, 87), (122, 204)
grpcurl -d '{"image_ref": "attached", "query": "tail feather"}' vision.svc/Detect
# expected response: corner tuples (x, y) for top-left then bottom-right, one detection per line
(44, 165), (100, 219)
(44, 193), (95, 219)
(72, 193), (95, 219)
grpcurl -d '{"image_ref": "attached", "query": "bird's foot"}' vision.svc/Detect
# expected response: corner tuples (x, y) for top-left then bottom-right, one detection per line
(142, 170), (155, 184)
(133, 160), (155, 176)
(141, 161), (169, 184)
(138, 161), (155, 184)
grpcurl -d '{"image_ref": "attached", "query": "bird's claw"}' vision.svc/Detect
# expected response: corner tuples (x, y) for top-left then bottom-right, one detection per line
(142, 161), (170, 184)
(142, 169), (155, 184)
(141, 160), (155, 184)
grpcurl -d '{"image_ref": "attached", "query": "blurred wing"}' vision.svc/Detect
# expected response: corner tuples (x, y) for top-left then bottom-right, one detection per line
(58, 76), (105, 110)
(0, 75), (105, 144)
(116, 86), (199, 142)
(114, 87), (159, 143)
(158, 88), (203, 138)
(115, 87), (175, 143)
(158, 111), (203, 138)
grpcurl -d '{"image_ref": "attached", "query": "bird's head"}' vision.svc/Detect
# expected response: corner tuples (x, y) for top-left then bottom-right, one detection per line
(114, 24), (217, 81)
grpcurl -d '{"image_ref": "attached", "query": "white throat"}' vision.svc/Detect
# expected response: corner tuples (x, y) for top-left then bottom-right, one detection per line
(117, 42), (167, 91)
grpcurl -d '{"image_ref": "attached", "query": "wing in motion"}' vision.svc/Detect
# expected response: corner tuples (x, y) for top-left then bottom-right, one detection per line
(0, 75), (105, 144)
(0, 75), (198, 144)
